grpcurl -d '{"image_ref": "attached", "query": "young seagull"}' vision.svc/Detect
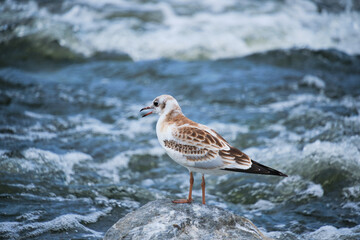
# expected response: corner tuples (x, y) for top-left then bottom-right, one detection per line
(140, 95), (287, 204)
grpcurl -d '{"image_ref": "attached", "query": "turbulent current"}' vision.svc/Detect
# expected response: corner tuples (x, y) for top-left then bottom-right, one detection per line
(1, 0), (360, 239)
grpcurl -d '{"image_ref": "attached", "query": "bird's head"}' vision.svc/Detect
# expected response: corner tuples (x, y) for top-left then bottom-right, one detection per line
(140, 95), (181, 117)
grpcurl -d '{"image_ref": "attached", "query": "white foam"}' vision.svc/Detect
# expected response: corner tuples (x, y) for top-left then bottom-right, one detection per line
(343, 185), (360, 199)
(68, 115), (122, 135)
(116, 116), (157, 139)
(303, 225), (360, 240)
(13, 193), (93, 205)
(341, 95), (360, 109)
(5, 0), (360, 60)
(0, 132), (57, 141)
(208, 122), (248, 141)
(342, 202), (360, 212)
(66, 113), (157, 139)
(302, 183), (324, 198)
(0, 208), (111, 239)
(102, 96), (123, 108)
(244, 140), (297, 169)
(24, 111), (54, 119)
(275, 175), (324, 201)
(301, 75), (326, 90)
(250, 199), (275, 211)
(22, 148), (92, 184)
(142, 179), (155, 187)
(0, 123), (57, 141)
(8, 183), (36, 190)
(303, 140), (360, 169)
(265, 94), (327, 112)
(16, 210), (43, 221)
(97, 145), (165, 183)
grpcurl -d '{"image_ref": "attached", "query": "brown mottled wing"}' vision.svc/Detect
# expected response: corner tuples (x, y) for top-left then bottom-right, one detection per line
(173, 126), (228, 150)
(163, 139), (218, 162)
(167, 126), (226, 163)
(171, 126), (251, 169)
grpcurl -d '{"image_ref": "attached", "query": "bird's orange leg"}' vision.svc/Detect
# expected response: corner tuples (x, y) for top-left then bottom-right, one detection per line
(201, 174), (206, 204)
(172, 172), (194, 204)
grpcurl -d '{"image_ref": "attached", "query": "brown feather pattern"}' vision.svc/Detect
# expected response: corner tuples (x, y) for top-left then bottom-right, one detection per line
(173, 127), (226, 149)
(164, 140), (217, 162)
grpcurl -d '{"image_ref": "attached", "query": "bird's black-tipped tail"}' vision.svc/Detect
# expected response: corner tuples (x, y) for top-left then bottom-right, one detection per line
(224, 160), (287, 177)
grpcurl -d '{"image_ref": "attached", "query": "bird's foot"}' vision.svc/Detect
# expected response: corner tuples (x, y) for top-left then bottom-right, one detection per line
(172, 198), (192, 204)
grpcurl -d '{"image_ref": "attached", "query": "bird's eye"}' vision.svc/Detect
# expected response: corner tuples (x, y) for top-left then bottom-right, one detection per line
(154, 101), (159, 107)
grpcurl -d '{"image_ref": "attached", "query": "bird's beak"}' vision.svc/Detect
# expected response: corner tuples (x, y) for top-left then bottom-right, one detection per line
(140, 106), (153, 117)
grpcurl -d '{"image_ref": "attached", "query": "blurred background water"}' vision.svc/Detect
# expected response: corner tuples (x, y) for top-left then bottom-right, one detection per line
(0, 0), (360, 239)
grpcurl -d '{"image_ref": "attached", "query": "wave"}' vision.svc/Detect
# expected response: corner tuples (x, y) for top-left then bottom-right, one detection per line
(244, 48), (360, 73)
(0, 36), (132, 68)
(1, 0), (360, 63)
(0, 207), (111, 239)
(0, 148), (92, 184)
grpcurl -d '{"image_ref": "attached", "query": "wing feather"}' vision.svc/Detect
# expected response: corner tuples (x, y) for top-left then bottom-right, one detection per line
(219, 146), (252, 168)
(164, 126), (252, 170)
(173, 126), (228, 150)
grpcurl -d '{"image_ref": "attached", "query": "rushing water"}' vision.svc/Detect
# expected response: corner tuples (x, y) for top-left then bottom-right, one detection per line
(1, 0), (360, 239)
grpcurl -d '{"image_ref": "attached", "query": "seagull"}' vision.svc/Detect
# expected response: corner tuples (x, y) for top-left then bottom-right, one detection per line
(140, 95), (287, 204)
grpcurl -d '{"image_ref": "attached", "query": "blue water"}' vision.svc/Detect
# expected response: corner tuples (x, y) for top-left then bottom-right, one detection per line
(1, 0), (360, 239)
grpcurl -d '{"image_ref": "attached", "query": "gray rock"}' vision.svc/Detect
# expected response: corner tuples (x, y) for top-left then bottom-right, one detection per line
(104, 199), (270, 240)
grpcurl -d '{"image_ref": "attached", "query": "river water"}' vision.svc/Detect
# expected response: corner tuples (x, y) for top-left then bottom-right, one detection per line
(1, 0), (360, 239)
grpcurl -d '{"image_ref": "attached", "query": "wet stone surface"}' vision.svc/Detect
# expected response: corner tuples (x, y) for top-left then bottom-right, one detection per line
(104, 199), (269, 240)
